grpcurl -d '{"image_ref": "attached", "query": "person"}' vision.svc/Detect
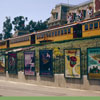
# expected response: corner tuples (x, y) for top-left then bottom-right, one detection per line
(30, 56), (35, 71)
(87, 6), (93, 17)
(41, 52), (51, 71)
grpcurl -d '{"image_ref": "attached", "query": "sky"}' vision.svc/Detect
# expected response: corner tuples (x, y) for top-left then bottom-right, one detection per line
(0, 0), (90, 33)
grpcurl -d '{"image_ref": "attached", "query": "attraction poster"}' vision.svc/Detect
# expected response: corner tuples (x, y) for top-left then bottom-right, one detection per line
(39, 50), (53, 76)
(65, 49), (81, 78)
(0, 55), (5, 73)
(88, 48), (100, 79)
(24, 51), (35, 76)
(8, 53), (17, 74)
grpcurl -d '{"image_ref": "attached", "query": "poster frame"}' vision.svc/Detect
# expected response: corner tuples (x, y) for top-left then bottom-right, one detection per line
(8, 52), (18, 75)
(87, 47), (100, 80)
(24, 50), (36, 76)
(39, 50), (54, 77)
(64, 48), (82, 79)
(0, 54), (6, 74)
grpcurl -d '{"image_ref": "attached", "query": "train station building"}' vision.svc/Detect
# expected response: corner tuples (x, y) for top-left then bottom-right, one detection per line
(48, 0), (100, 28)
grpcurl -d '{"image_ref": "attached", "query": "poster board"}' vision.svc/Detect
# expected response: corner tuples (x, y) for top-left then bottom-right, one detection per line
(87, 48), (100, 80)
(39, 50), (53, 76)
(8, 53), (17, 74)
(24, 51), (35, 76)
(64, 49), (81, 79)
(0, 55), (5, 73)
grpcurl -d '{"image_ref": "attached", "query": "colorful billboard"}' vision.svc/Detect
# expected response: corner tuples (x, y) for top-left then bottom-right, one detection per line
(87, 48), (100, 79)
(0, 55), (5, 73)
(39, 50), (53, 76)
(65, 49), (81, 78)
(24, 51), (35, 76)
(8, 53), (17, 74)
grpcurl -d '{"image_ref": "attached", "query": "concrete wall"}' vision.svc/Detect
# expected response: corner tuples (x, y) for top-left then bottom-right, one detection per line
(0, 72), (100, 91)
(1, 37), (100, 91)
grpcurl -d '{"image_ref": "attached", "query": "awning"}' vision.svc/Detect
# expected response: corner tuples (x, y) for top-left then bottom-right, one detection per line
(5, 46), (35, 54)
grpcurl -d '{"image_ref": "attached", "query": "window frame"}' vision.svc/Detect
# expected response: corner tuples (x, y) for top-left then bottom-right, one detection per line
(89, 23), (93, 30)
(61, 29), (64, 35)
(64, 28), (67, 34)
(85, 24), (89, 31)
(68, 27), (71, 34)
(52, 31), (54, 37)
(55, 31), (57, 36)
(94, 22), (98, 29)
(58, 30), (61, 36)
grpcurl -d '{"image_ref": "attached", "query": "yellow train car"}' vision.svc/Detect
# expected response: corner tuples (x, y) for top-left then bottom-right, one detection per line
(9, 34), (35, 48)
(0, 39), (9, 49)
(0, 17), (100, 50)
(36, 17), (100, 44)
(82, 18), (100, 37)
(36, 24), (74, 44)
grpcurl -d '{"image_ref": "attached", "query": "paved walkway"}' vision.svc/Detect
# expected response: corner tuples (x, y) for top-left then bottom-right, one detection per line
(0, 80), (100, 96)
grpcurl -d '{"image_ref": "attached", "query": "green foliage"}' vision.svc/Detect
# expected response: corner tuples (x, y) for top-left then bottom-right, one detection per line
(26, 20), (36, 32)
(2, 16), (48, 37)
(12, 16), (28, 31)
(12, 16), (48, 32)
(26, 20), (48, 32)
(53, 47), (63, 58)
(3, 17), (12, 39)
(35, 20), (47, 31)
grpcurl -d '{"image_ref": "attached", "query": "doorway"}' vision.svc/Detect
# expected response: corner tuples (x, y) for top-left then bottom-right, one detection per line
(73, 24), (82, 38)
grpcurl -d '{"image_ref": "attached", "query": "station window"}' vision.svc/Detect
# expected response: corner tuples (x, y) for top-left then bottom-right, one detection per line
(52, 32), (54, 37)
(85, 24), (88, 31)
(58, 30), (60, 36)
(94, 22), (98, 29)
(64, 29), (67, 34)
(55, 13), (58, 19)
(68, 28), (71, 34)
(61, 30), (63, 35)
(90, 23), (93, 30)
(55, 31), (57, 36)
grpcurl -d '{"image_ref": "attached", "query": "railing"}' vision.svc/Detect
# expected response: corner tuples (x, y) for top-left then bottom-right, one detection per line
(4, 51), (87, 75)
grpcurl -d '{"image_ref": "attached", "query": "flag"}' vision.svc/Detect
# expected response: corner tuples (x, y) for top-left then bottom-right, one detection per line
(95, 0), (100, 12)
